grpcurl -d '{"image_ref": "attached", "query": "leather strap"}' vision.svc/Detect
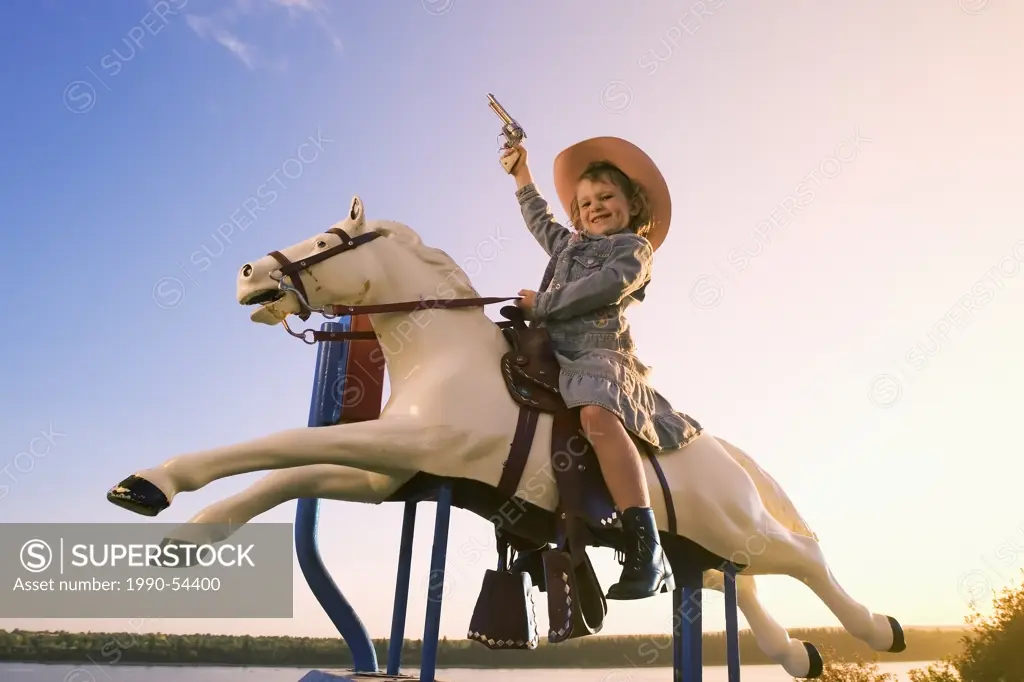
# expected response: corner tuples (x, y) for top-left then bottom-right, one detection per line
(323, 296), (520, 316)
(498, 408), (538, 499)
(297, 315), (520, 344)
(648, 453), (677, 535)
(274, 228), (381, 277)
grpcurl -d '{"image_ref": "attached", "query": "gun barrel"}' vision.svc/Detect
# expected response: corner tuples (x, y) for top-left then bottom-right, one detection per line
(487, 93), (515, 125)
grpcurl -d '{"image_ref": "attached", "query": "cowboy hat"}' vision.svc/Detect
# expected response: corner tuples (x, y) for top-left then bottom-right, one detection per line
(553, 136), (672, 251)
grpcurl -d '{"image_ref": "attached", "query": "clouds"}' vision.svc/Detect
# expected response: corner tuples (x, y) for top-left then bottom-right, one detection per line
(184, 0), (341, 70)
(185, 14), (255, 68)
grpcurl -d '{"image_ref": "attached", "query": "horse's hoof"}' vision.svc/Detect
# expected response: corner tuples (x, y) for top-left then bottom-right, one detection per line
(886, 615), (906, 653)
(803, 641), (823, 678)
(106, 475), (169, 517)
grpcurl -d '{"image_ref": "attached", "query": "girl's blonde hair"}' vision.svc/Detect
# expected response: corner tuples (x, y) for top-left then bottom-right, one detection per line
(568, 160), (653, 239)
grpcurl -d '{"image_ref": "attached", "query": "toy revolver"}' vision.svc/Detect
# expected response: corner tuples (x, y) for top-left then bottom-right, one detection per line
(488, 93), (526, 174)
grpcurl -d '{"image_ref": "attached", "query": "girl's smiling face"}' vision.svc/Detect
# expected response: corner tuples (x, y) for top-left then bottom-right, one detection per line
(575, 177), (635, 236)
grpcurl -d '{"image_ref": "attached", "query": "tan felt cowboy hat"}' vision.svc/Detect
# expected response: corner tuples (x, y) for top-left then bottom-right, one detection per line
(553, 136), (672, 251)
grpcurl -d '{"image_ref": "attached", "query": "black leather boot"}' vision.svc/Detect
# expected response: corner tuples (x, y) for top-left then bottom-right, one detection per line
(606, 506), (674, 600)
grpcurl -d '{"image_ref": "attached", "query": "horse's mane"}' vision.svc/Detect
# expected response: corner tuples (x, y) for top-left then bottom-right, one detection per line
(370, 220), (481, 298)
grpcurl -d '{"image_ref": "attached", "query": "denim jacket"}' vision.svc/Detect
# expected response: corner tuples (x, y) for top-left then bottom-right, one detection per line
(516, 183), (652, 355)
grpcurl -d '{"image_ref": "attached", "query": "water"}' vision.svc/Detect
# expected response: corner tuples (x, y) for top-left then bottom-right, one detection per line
(1, 661), (935, 681)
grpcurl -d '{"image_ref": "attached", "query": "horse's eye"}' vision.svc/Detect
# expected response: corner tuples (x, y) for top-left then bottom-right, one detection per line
(315, 240), (327, 248)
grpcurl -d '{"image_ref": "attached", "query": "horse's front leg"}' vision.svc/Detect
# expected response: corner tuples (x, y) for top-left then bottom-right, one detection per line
(106, 418), (453, 517)
(160, 464), (415, 545)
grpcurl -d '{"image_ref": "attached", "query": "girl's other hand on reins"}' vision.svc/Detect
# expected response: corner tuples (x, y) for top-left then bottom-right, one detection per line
(516, 289), (537, 318)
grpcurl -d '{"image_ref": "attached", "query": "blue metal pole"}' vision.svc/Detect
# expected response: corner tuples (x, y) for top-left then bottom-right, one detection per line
(684, 576), (703, 682)
(673, 589), (682, 680)
(295, 318), (379, 673)
(724, 563), (741, 682)
(675, 565), (703, 682)
(419, 482), (453, 682)
(386, 501), (418, 675)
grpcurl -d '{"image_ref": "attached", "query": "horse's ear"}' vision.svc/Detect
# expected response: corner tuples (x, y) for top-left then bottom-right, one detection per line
(348, 195), (364, 226)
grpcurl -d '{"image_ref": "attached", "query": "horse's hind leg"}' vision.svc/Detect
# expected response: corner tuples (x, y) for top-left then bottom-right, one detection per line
(746, 516), (906, 655)
(163, 464), (411, 545)
(704, 570), (823, 679)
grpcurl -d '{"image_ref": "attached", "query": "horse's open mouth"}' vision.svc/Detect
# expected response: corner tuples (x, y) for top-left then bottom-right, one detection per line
(240, 289), (286, 306)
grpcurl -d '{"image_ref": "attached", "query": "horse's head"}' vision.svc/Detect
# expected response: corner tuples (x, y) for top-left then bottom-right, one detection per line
(236, 195), (479, 326)
(236, 195), (380, 324)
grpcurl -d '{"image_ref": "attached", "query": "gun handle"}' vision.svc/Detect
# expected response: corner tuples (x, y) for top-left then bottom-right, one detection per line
(499, 148), (520, 174)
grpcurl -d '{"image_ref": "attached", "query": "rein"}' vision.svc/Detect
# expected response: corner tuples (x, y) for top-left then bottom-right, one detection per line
(280, 296), (523, 344)
(265, 224), (521, 345)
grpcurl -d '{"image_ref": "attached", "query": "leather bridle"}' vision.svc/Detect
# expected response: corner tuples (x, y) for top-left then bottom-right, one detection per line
(264, 226), (519, 344)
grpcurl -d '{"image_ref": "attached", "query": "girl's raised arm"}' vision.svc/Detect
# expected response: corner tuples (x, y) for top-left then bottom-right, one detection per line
(515, 183), (572, 257)
(502, 143), (572, 257)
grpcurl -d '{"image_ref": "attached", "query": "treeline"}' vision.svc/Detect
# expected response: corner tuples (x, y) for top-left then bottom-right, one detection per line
(0, 627), (965, 668)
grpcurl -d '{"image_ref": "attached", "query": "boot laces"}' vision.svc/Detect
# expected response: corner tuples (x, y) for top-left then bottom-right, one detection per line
(617, 529), (653, 574)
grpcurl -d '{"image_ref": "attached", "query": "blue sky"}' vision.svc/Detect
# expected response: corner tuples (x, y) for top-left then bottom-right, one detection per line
(2, 0), (1024, 644)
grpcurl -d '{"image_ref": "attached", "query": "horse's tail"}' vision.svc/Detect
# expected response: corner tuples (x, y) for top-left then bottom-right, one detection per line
(714, 437), (819, 542)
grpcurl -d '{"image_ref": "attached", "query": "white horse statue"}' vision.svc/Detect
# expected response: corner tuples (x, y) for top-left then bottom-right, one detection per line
(107, 196), (905, 678)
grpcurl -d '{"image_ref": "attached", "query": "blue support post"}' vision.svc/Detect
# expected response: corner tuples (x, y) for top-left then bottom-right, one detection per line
(674, 565), (703, 682)
(419, 481), (453, 682)
(296, 319), (379, 674)
(387, 501), (419, 675)
(723, 563), (741, 682)
(673, 589), (683, 680)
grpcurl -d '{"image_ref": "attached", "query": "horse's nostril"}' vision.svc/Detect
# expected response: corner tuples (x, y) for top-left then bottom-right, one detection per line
(241, 264), (253, 277)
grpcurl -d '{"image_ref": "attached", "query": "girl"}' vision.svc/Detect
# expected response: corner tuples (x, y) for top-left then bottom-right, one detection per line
(500, 137), (702, 601)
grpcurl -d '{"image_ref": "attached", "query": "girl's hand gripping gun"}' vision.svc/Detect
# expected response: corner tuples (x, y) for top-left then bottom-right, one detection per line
(488, 93), (526, 174)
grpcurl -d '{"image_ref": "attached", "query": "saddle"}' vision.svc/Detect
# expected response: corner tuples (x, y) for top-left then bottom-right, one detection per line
(467, 306), (618, 650)
(497, 308), (620, 529)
